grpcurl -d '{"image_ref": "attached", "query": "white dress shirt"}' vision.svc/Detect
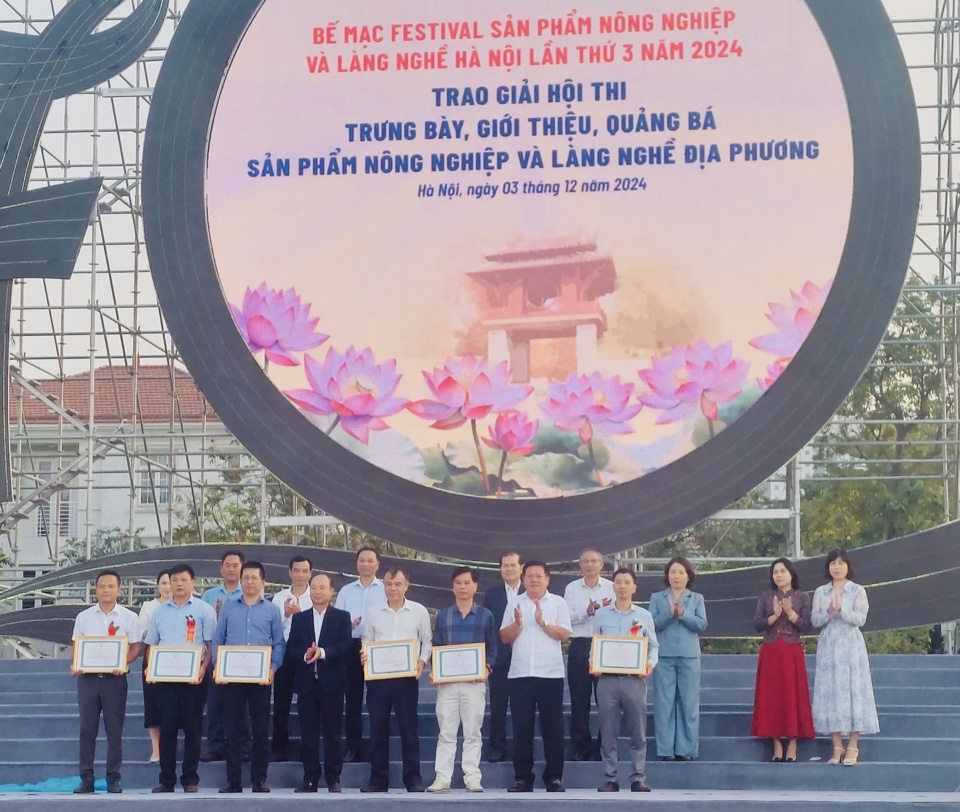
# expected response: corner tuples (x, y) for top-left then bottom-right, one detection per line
(137, 598), (168, 641)
(363, 599), (433, 664)
(306, 607), (327, 661)
(272, 586), (313, 641)
(501, 592), (572, 679)
(564, 577), (615, 638)
(73, 603), (140, 641)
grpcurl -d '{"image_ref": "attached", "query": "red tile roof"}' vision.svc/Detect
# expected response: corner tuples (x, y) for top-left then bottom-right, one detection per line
(9, 365), (219, 425)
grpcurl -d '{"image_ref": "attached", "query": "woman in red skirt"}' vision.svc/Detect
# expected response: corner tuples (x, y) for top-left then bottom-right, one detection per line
(751, 557), (814, 762)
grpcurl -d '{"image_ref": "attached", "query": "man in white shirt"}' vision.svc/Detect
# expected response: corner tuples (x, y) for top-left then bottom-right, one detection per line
(500, 561), (572, 793)
(564, 547), (615, 760)
(333, 546), (386, 761)
(71, 569), (142, 794)
(360, 566), (432, 793)
(270, 554), (314, 761)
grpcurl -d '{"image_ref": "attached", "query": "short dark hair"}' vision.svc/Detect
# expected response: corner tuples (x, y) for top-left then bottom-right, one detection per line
(522, 560), (550, 578)
(452, 566), (479, 584)
(612, 566), (637, 583)
(310, 572), (335, 588)
(356, 546), (380, 562)
(95, 569), (121, 586)
(241, 561), (266, 580)
(168, 563), (195, 580)
(499, 551), (523, 565)
(221, 549), (245, 564)
(769, 557), (801, 591)
(663, 556), (696, 587)
(823, 549), (855, 580)
(156, 569), (170, 583)
(288, 555), (313, 570)
(383, 566), (408, 582)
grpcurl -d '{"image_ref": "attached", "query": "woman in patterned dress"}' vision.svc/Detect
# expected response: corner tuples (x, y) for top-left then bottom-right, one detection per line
(811, 549), (879, 766)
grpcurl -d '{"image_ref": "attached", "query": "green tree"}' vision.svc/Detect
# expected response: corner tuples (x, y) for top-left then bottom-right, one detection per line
(60, 526), (145, 565)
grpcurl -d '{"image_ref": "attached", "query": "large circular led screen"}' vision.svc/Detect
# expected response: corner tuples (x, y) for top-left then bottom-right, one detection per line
(144, 0), (919, 558)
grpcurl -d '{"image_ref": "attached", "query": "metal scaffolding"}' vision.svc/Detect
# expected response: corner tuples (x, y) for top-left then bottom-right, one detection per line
(0, 1), (954, 574)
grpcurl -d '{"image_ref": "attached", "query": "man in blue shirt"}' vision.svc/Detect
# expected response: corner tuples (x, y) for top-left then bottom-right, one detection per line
(144, 563), (217, 793)
(200, 549), (244, 762)
(213, 561), (285, 794)
(428, 566), (498, 793)
(333, 546), (385, 761)
(591, 567), (659, 793)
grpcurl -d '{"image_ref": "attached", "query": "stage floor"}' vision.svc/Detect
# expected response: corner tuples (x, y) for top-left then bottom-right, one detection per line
(0, 789), (958, 811)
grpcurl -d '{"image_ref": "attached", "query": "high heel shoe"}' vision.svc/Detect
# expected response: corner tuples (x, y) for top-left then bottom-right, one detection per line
(842, 747), (859, 766)
(827, 747), (844, 765)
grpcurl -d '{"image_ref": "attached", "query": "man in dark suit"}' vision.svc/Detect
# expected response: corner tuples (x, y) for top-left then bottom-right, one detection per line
(287, 572), (353, 793)
(481, 551), (523, 762)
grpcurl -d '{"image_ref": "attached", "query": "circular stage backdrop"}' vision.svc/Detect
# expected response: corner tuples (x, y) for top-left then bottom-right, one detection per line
(143, 0), (920, 559)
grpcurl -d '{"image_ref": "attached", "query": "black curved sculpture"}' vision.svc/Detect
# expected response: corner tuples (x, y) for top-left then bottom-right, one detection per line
(0, 0), (168, 498)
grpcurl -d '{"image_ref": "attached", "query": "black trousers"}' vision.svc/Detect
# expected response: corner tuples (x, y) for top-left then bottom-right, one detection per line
(298, 684), (344, 787)
(487, 655), (512, 754)
(270, 652), (297, 755)
(344, 640), (364, 753)
(156, 682), (205, 789)
(222, 683), (271, 787)
(366, 677), (420, 789)
(510, 677), (564, 784)
(77, 673), (127, 782)
(568, 637), (597, 755)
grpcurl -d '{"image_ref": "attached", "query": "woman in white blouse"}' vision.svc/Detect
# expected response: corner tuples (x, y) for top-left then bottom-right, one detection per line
(138, 570), (171, 762)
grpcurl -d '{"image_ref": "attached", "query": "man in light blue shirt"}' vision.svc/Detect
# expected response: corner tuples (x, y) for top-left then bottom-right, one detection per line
(333, 546), (386, 761)
(200, 549), (245, 762)
(213, 561), (285, 793)
(144, 563), (217, 793)
(591, 567), (659, 794)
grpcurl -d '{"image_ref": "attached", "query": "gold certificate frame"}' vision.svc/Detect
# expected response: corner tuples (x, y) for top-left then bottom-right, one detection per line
(215, 645), (272, 684)
(363, 639), (418, 681)
(590, 635), (649, 675)
(145, 644), (203, 683)
(73, 636), (129, 674)
(431, 642), (486, 684)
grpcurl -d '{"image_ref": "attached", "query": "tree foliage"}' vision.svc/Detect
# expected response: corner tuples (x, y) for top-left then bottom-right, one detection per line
(60, 526), (145, 565)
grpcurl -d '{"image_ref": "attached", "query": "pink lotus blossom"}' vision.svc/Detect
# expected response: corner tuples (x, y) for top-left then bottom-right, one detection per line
(482, 411), (539, 456)
(639, 340), (749, 423)
(230, 284), (327, 366)
(758, 359), (788, 392)
(540, 372), (642, 444)
(407, 355), (532, 430)
(749, 279), (833, 362)
(286, 346), (407, 443)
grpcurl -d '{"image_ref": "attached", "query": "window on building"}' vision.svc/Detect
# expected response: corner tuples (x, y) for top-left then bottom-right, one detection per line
(139, 454), (172, 506)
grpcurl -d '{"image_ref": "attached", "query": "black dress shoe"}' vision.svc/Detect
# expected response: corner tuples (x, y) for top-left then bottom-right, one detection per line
(407, 784), (425, 793)
(151, 785), (175, 793)
(771, 756), (784, 762)
(675, 755), (693, 762)
(545, 779), (565, 792)
(219, 784), (243, 793)
(183, 785), (199, 793)
(106, 782), (122, 794)
(328, 782), (342, 793)
(252, 783), (270, 793)
(294, 782), (318, 793)
(570, 751), (587, 762)
(343, 750), (357, 763)
(360, 783), (388, 793)
(270, 752), (288, 763)
(631, 781), (652, 792)
(200, 750), (223, 762)
(784, 757), (796, 763)
(508, 781), (533, 793)
(598, 781), (619, 792)
(487, 750), (505, 763)
(659, 755), (676, 761)
(73, 782), (95, 794)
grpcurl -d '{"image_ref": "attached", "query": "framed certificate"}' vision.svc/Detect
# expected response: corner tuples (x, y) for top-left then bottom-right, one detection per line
(432, 643), (486, 684)
(215, 646), (272, 684)
(590, 635), (649, 675)
(73, 636), (129, 674)
(145, 645), (203, 683)
(363, 639), (419, 681)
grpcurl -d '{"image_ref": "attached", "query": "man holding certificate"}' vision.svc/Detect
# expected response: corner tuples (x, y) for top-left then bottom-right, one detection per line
(212, 561), (285, 794)
(427, 566), (498, 793)
(591, 567), (660, 793)
(287, 572), (353, 793)
(500, 560), (572, 793)
(144, 563), (217, 793)
(361, 566), (432, 793)
(71, 569), (141, 794)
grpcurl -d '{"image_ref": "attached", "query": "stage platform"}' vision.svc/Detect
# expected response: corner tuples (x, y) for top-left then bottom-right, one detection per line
(0, 654), (956, 807)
